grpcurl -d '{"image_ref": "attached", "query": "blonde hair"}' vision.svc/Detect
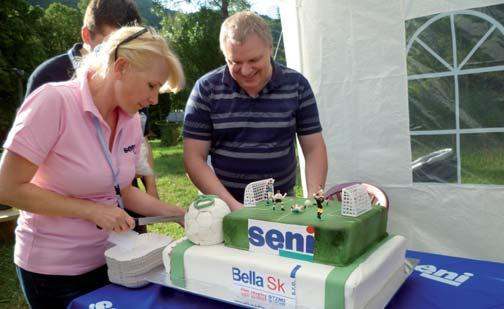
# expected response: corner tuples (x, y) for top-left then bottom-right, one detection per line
(219, 11), (273, 55)
(80, 26), (184, 93)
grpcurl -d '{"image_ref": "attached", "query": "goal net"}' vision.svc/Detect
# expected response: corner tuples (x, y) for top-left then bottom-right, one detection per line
(341, 184), (372, 217)
(243, 178), (275, 207)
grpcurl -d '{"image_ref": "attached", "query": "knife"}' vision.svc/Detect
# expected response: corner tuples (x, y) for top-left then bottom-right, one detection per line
(134, 215), (185, 226)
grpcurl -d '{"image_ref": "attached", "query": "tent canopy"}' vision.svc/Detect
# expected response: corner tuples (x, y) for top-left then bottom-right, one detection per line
(279, 0), (504, 263)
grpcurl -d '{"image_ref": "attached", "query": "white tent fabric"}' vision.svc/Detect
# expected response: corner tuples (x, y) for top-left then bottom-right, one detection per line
(279, 0), (504, 263)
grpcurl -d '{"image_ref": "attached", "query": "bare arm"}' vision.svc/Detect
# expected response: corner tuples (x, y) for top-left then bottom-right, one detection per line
(298, 132), (328, 196)
(140, 138), (159, 199)
(121, 185), (185, 218)
(183, 138), (243, 211)
(0, 150), (134, 232)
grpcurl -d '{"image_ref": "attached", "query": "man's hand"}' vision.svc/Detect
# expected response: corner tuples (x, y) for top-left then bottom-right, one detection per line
(298, 133), (328, 196)
(184, 138), (244, 212)
(228, 200), (244, 211)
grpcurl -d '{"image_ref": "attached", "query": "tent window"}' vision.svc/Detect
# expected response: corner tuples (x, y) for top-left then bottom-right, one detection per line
(406, 5), (504, 184)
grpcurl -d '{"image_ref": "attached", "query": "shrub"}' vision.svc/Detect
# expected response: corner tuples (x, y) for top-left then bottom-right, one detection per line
(160, 123), (182, 146)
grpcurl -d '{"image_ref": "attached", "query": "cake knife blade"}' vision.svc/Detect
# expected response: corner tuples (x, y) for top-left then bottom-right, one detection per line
(134, 215), (184, 226)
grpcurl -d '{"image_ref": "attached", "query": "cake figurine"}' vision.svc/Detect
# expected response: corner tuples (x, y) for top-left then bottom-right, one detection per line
(266, 183), (274, 205)
(290, 203), (306, 213)
(304, 199), (314, 208)
(273, 190), (287, 211)
(313, 187), (326, 219)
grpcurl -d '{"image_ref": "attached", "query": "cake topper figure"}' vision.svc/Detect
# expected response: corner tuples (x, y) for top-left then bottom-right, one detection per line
(313, 186), (326, 219)
(290, 203), (306, 213)
(273, 190), (287, 211)
(304, 199), (314, 208)
(266, 183), (274, 205)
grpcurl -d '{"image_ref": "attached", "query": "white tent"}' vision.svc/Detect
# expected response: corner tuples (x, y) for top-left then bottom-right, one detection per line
(279, 0), (504, 263)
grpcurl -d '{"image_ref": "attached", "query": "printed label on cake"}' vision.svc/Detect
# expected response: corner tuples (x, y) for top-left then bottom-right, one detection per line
(230, 265), (301, 309)
(248, 220), (315, 262)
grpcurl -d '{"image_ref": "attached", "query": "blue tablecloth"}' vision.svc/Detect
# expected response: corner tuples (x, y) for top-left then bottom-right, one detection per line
(387, 250), (504, 309)
(69, 250), (504, 309)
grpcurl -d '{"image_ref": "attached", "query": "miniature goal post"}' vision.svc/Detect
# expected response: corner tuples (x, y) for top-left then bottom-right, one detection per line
(244, 178), (275, 207)
(341, 184), (372, 217)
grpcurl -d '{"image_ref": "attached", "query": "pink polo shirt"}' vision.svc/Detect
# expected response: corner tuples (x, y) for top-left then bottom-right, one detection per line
(3, 74), (142, 275)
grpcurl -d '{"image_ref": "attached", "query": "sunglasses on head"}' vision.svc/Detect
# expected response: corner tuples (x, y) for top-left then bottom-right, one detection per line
(114, 28), (148, 61)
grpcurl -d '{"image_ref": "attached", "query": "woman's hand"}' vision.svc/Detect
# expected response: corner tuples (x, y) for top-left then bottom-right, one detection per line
(90, 204), (135, 232)
(168, 203), (186, 227)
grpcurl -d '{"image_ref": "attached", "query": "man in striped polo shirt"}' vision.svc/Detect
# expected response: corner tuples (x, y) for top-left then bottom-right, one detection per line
(183, 11), (328, 211)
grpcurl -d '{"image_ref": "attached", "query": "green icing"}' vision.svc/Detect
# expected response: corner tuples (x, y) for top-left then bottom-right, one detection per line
(170, 239), (194, 288)
(222, 197), (388, 266)
(324, 235), (393, 309)
(193, 195), (216, 209)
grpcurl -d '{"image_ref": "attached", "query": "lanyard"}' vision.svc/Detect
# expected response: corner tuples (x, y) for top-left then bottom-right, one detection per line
(92, 115), (125, 209)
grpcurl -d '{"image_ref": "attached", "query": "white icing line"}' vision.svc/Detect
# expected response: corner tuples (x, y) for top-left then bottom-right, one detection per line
(276, 212), (293, 221)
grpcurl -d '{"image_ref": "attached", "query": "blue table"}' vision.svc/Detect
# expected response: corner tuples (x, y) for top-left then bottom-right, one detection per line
(69, 250), (504, 309)
(387, 250), (504, 309)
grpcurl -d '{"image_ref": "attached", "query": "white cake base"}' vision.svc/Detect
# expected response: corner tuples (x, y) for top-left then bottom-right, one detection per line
(153, 235), (409, 309)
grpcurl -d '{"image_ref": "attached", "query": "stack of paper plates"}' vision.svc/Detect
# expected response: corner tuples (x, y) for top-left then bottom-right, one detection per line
(105, 233), (173, 287)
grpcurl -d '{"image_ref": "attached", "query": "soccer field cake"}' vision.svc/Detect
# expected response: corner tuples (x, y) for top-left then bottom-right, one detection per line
(161, 185), (410, 309)
(223, 197), (388, 266)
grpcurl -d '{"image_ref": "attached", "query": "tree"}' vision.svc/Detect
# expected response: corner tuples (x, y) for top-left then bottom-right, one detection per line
(0, 0), (47, 143)
(266, 14), (285, 65)
(39, 3), (81, 57)
(77, 0), (89, 15)
(158, 0), (250, 19)
(161, 8), (224, 89)
(148, 7), (226, 133)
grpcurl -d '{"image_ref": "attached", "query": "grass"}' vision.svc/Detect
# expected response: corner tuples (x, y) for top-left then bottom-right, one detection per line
(146, 141), (198, 238)
(0, 241), (26, 308)
(411, 134), (504, 184)
(0, 140), (302, 308)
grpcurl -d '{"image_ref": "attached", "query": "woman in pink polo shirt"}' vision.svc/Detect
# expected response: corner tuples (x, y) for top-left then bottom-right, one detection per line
(0, 26), (186, 308)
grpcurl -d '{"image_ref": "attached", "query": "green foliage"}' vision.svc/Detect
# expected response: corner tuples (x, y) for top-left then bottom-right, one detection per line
(163, 0), (251, 19)
(30, 0), (77, 7)
(0, 0), (83, 143)
(28, 0), (171, 28)
(77, 0), (88, 15)
(148, 7), (227, 131)
(135, 0), (172, 27)
(40, 3), (81, 56)
(266, 16), (285, 65)
(160, 123), (182, 146)
(148, 92), (171, 137)
(0, 0), (47, 143)
(160, 9), (225, 109)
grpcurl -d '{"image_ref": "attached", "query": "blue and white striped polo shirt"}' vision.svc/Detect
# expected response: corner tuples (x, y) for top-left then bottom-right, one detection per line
(183, 61), (322, 202)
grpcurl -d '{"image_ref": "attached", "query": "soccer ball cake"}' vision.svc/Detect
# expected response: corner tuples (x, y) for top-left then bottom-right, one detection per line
(184, 195), (230, 245)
